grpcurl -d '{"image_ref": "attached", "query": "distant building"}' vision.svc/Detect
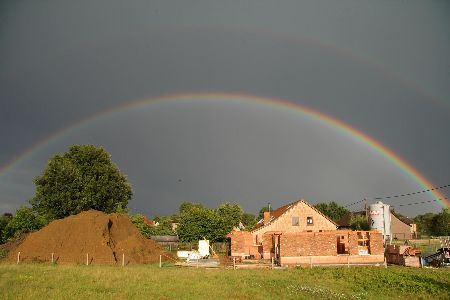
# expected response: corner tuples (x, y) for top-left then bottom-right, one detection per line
(337, 209), (417, 240)
(391, 211), (417, 240)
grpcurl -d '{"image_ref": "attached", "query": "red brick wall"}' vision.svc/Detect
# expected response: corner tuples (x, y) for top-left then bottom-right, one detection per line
(228, 229), (384, 261)
(263, 230), (384, 257)
(280, 232), (337, 256)
(368, 231), (384, 255)
(348, 232), (359, 255)
(227, 231), (261, 259)
(262, 232), (274, 258)
(281, 255), (385, 266)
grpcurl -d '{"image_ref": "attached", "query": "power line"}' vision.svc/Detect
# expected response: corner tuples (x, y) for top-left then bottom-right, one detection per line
(371, 184), (450, 201)
(346, 196), (448, 209)
(390, 198), (448, 208)
(344, 184), (449, 208)
(344, 198), (367, 208)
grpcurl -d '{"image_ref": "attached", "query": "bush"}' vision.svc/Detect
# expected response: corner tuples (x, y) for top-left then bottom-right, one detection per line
(349, 214), (370, 231)
(3, 207), (45, 240)
(0, 214), (13, 243)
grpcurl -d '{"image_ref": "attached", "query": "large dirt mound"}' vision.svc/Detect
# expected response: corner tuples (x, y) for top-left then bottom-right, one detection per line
(6, 210), (163, 265)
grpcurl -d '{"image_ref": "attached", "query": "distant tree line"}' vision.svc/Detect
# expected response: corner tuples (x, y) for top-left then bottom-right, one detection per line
(414, 209), (450, 237)
(1, 144), (448, 244)
(130, 201), (258, 242)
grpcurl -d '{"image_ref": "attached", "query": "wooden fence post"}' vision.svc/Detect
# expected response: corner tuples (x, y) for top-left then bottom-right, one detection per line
(17, 252), (20, 264)
(159, 255), (162, 268)
(51, 253), (54, 264)
(122, 253), (125, 267)
(86, 253), (89, 266)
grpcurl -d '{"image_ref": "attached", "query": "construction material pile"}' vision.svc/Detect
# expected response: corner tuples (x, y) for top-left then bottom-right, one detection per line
(6, 210), (162, 265)
(385, 244), (421, 267)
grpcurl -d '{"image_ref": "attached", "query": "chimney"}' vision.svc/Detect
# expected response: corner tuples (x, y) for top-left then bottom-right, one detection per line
(264, 211), (271, 225)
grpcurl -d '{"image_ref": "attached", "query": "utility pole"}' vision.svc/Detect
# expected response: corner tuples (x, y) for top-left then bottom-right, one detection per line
(364, 198), (368, 219)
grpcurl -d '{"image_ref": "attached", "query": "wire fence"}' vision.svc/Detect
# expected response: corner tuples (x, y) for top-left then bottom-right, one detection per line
(13, 251), (175, 266)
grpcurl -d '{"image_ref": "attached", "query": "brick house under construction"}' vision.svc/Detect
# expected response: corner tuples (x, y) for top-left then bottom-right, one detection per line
(227, 199), (385, 266)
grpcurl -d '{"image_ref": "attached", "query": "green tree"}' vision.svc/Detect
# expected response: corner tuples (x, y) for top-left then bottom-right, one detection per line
(177, 205), (218, 242)
(314, 202), (349, 222)
(414, 212), (436, 236)
(152, 215), (177, 235)
(217, 203), (243, 229)
(130, 214), (153, 238)
(348, 214), (370, 231)
(177, 202), (244, 242)
(3, 207), (45, 239)
(241, 213), (257, 230)
(179, 202), (204, 215)
(31, 145), (132, 221)
(431, 209), (450, 236)
(0, 214), (13, 243)
(258, 206), (271, 220)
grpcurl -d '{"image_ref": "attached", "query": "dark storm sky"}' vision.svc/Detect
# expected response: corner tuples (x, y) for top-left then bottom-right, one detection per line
(0, 1), (449, 217)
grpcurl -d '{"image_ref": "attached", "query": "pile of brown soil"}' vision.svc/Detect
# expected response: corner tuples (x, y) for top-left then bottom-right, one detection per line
(0, 232), (30, 259)
(6, 210), (163, 265)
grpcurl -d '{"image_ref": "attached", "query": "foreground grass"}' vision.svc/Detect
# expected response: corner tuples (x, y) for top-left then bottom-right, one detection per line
(0, 264), (449, 299)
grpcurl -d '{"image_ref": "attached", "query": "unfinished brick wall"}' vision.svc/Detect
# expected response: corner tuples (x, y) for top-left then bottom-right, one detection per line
(262, 232), (274, 258)
(263, 230), (384, 257)
(228, 229), (385, 264)
(279, 232), (337, 256)
(226, 231), (261, 259)
(368, 231), (384, 255)
(252, 201), (337, 244)
(347, 232), (359, 255)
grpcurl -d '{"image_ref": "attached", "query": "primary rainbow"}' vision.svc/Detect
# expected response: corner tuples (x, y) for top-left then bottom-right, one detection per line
(1, 92), (448, 208)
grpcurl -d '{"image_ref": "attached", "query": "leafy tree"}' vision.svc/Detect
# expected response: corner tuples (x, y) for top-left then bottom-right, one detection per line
(31, 145), (132, 221)
(177, 202), (244, 242)
(130, 214), (153, 238)
(349, 214), (370, 231)
(179, 202), (204, 215)
(241, 213), (257, 230)
(3, 207), (45, 239)
(431, 209), (450, 236)
(258, 206), (271, 220)
(314, 202), (350, 222)
(0, 214), (13, 243)
(217, 203), (243, 229)
(414, 212), (436, 236)
(152, 215), (177, 235)
(177, 205), (218, 242)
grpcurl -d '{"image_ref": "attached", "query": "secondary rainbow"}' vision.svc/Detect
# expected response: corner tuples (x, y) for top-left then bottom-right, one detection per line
(1, 92), (448, 208)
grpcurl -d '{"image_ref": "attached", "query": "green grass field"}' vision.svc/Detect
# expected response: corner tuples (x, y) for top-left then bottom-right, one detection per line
(0, 264), (449, 299)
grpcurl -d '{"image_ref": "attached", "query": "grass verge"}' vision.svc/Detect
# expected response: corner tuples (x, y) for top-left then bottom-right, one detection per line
(0, 264), (449, 299)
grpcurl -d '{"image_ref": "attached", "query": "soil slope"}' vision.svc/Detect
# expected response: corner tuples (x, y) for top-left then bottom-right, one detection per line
(6, 210), (162, 265)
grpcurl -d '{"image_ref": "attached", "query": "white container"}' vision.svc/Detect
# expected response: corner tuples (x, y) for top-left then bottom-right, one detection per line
(198, 240), (210, 257)
(369, 201), (391, 241)
(177, 251), (191, 258)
